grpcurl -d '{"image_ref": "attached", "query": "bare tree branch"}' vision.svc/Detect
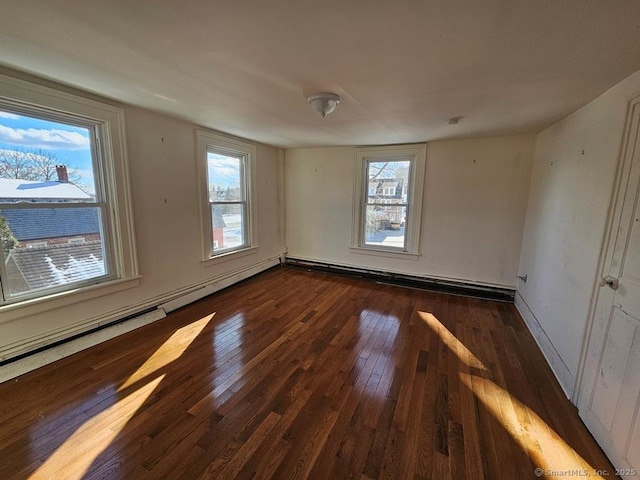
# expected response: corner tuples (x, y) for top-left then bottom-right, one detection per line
(0, 148), (84, 186)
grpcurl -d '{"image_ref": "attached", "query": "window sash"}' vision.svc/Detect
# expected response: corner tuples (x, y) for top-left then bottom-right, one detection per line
(361, 158), (413, 251)
(0, 203), (113, 302)
(209, 200), (249, 254)
(206, 152), (249, 256)
(0, 106), (106, 203)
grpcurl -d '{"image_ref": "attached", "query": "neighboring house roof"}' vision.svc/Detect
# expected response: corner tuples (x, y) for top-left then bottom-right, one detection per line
(0, 178), (91, 200)
(369, 178), (404, 196)
(6, 241), (105, 293)
(0, 208), (100, 241)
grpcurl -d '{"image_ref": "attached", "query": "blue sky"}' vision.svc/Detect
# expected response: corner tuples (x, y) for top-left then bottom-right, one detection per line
(0, 110), (243, 196)
(207, 152), (241, 190)
(0, 109), (95, 193)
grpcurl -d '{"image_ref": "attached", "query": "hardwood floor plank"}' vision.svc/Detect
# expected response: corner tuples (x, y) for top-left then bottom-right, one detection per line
(362, 396), (397, 479)
(305, 384), (361, 479)
(0, 267), (618, 480)
(448, 420), (466, 479)
(216, 410), (282, 480)
(456, 323), (486, 480)
(235, 387), (313, 479)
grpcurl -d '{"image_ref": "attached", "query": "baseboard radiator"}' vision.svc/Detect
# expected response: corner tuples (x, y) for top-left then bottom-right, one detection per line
(285, 257), (515, 303)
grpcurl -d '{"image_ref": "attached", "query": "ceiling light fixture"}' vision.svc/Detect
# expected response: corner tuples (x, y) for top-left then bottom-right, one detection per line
(307, 92), (341, 118)
(448, 116), (463, 125)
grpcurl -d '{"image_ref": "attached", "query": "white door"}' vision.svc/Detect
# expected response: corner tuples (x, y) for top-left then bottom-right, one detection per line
(578, 95), (640, 480)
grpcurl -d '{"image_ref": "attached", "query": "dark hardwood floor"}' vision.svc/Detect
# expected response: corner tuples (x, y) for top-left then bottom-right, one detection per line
(0, 266), (617, 479)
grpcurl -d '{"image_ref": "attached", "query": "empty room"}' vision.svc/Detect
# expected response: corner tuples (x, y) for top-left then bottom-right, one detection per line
(1, 1), (640, 479)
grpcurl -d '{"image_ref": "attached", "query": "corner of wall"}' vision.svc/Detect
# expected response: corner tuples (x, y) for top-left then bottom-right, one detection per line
(514, 292), (574, 397)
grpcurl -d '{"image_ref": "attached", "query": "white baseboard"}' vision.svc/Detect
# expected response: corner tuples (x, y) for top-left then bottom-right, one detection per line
(0, 308), (166, 384)
(514, 291), (574, 398)
(160, 257), (280, 313)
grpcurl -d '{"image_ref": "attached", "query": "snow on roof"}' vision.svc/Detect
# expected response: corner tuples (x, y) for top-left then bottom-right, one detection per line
(6, 242), (105, 293)
(0, 178), (91, 200)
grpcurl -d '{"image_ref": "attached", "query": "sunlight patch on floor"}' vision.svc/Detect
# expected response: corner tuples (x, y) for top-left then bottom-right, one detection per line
(418, 311), (488, 371)
(29, 374), (165, 480)
(459, 373), (608, 479)
(418, 310), (608, 479)
(29, 314), (213, 479)
(118, 314), (213, 391)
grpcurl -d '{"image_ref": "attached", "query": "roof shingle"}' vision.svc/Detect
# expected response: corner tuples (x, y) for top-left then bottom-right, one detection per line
(0, 208), (100, 241)
(6, 242), (105, 294)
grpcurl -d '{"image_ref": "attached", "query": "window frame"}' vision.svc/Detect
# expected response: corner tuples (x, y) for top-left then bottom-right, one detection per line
(351, 144), (426, 258)
(196, 130), (258, 264)
(207, 149), (249, 255)
(0, 72), (139, 318)
(0, 109), (115, 302)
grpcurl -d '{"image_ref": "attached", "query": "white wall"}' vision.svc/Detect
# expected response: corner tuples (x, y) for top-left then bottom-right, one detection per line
(286, 135), (534, 288)
(516, 69), (640, 396)
(0, 83), (282, 364)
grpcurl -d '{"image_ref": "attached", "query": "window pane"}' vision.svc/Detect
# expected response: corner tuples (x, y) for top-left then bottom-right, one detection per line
(364, 205), (406, 248)
(207, 152), (243, 202)
(1, 207), (107, 298)
(367, 160), (410, 205)
(0, 109), (96, 201)
(211, 203), (246, 253)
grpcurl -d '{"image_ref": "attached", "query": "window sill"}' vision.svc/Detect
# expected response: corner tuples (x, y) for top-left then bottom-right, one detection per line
(349, 246), (420, 261)
(201, 245), (259, 267)
(0, 276), (142, 325)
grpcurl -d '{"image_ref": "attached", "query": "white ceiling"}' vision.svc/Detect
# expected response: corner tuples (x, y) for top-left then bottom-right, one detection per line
(1, 1), (640, 148)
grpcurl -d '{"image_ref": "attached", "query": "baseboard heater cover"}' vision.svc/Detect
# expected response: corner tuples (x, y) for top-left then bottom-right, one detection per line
(285, 257), (515, 302)
(0, 307), (167, 383)
(159, 257), (281, 313)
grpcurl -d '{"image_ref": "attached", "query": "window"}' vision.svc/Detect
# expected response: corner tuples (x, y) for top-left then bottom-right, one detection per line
(0, 73), (138, 310)
(352, 145), (426, 257)
(196, 130), (257, 261)
(208, 152), (248, 254)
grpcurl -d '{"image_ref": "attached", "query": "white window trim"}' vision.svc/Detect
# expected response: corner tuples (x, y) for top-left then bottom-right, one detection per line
(351, 144), (426, 258)
(196, 129), (258, 265)
(0, 72), (139, 320)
